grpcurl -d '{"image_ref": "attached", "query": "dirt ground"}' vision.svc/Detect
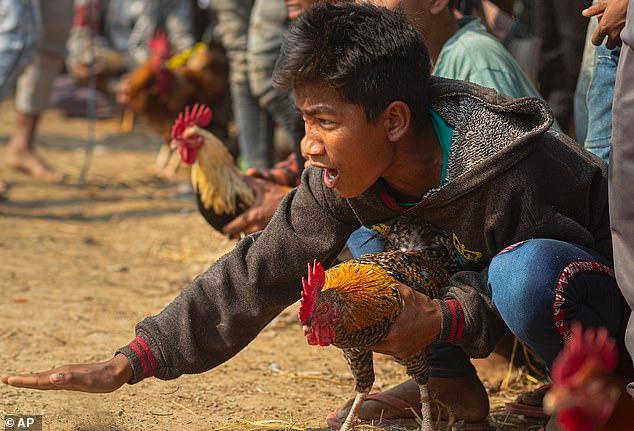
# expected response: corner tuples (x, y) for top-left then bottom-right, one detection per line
(0, 103), (548, 431)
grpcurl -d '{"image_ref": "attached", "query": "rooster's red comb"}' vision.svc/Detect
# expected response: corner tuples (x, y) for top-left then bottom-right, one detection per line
(298, 260), (325, 324)
(171, 104), (213, 140)
(551, 322), (618, 386)
(149, 31), (170, 55)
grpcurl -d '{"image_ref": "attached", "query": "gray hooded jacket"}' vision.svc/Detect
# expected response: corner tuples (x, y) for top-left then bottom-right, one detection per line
(118, 77), (610, 383)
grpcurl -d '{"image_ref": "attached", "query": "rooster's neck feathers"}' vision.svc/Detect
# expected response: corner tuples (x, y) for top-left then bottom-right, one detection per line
(192, 127), (255, 214)
(319, 261), (402, 335)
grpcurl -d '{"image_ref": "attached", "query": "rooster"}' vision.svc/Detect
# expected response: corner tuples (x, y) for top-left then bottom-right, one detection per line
(170, 104), (258, 232)
(299, 243), (456, 431)
(543, 323), (634, 431)
(118, 33), (229, 175)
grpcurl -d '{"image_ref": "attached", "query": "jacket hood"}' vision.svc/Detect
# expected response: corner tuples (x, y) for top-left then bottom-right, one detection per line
(423, 76), (554, 203)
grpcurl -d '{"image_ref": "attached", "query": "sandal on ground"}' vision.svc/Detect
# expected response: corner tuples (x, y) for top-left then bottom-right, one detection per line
(505, 384), (551, 418)
(326, 392), (488, 430)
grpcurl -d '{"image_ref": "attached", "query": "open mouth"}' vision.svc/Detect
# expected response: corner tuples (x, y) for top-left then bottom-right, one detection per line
(323, 168), (340, 188)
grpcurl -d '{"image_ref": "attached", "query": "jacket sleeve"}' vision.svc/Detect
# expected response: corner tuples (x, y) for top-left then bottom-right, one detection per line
(117, 168), (360, 383)
(434, 268), (507, 358)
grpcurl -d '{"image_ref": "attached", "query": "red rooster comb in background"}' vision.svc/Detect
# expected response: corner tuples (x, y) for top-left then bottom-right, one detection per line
(149, 31), (171, 56)
(551, 322), (618, 387)
(171, 104), (213, 141)
(299, 260), (325, 324)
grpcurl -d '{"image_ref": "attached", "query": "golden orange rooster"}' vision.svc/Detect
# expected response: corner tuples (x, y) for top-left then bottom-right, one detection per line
(118, 33), (229, 175)
(299, 244), (455, 431)
(169, 104), (257, 232)
(544, 323), (634, 431)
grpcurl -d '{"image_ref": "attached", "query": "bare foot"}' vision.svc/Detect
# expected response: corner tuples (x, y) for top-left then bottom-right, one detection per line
(5, 149), (65, 183)
(329, 373), (489, 425)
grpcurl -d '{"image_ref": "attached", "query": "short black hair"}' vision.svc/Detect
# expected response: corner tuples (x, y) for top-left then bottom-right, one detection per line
(273, 2), (431, 133)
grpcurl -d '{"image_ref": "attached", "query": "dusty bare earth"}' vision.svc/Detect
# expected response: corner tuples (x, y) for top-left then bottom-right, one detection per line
(0, 103), (548, 431)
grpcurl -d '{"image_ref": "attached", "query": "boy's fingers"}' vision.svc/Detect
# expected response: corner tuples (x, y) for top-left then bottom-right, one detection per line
(222, 212), (251, 235)
(5, 373), (57, 390)
(592, 27), (607, 46)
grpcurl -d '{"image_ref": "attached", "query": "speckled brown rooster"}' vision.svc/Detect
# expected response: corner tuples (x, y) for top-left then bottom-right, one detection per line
(299, 244), (455, 431)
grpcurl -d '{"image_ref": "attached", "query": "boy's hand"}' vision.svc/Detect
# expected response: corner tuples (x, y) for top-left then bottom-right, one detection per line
(371, 283), (441, 360)
(583, 0), (630, 49)
(0, 353), (132, 393)
(222, 177), (289, 237)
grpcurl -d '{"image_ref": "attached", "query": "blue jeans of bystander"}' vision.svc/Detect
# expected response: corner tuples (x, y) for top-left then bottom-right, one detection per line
(584, 44), (620, 166)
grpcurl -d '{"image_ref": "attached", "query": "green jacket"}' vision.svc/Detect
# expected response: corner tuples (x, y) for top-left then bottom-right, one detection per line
(119, 77), (610, 383)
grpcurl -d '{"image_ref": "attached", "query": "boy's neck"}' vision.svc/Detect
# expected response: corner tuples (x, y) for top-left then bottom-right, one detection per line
(381, 113), (443, 202)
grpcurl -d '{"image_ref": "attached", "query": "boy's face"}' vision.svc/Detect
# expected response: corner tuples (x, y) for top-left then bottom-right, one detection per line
(296, 84), (395, 198)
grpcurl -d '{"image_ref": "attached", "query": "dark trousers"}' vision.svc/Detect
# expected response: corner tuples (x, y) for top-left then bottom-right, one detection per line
(530, 0), (590, 131)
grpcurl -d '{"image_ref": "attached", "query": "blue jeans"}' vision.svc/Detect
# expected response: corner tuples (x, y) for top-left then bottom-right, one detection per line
(584, 44), (620, 166)
(489, 239), (629, 368)
(574, 12), (598, 146)
(347, 227), (385, 259)
(212, 0), (273, 170)
(0, 0), (39, 100)
(211, 0), (299, 170)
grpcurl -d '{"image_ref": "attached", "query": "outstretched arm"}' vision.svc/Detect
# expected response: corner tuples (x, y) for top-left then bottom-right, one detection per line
(1, 354), (132, 393)
(2, 168), (361, 390)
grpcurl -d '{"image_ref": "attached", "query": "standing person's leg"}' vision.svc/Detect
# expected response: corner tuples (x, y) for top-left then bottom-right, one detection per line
(211, 0), (275, 171)
(248, 0), (303, 148)
(0, 0), (39, 198)
(609, 0), (634, 362)
(549, 0), (589, 130)
(584, 43), (619, 166)
(574, 10), (598, 145)
(533, 0), (588, 131)
(490, 239), (632, 372)
(5, 0), (72, 182)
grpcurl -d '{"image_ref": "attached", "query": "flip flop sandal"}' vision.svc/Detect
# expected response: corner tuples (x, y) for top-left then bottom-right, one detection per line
(326, 392), (488, 430)
(505, 384), (551, 418)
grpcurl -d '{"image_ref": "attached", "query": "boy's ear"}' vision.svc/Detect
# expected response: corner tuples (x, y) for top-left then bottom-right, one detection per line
(429, 0), (451, 15)
(383, 101), (411, 142)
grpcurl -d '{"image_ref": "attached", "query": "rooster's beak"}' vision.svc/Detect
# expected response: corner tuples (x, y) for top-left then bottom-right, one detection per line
(168, 140), (179, 152)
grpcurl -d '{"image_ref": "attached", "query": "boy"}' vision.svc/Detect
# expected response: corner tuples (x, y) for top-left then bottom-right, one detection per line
(2, 4), (630, 428)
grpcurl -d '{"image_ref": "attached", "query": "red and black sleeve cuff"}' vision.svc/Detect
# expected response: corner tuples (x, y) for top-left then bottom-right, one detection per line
(436, 299), (465, 344)
(116, 336), (158, 384)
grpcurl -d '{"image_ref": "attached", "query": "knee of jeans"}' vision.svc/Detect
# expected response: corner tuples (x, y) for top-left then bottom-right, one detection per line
(489, 239), (562, 340)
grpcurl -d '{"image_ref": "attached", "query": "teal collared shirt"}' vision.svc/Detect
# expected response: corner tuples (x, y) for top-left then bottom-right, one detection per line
(433, 17), (543, 101)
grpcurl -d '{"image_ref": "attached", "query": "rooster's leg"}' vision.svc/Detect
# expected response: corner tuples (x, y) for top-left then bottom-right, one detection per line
(340, 391), (369, 431)
(341, 348), (375, 431)
(418, 383), (434, 431)
(401, 349), (435, 431)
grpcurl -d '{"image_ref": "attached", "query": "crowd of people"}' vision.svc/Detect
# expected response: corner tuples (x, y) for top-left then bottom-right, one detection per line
(1, 1), (634, 430)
